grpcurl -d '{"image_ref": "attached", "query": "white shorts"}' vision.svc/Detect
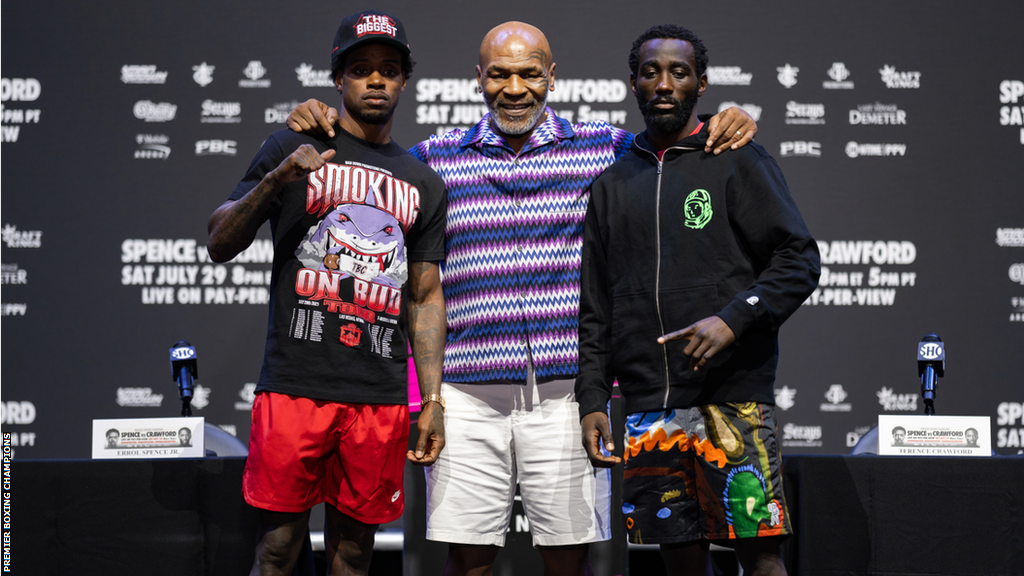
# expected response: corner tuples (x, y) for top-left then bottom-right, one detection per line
(424, 376), (611, 547)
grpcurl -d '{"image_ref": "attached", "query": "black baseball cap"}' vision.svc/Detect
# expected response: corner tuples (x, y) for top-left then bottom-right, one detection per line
(331, 10), (411, 71)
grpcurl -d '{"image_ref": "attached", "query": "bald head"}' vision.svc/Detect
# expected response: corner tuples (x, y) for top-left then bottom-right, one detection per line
(479, 21), (552, 69)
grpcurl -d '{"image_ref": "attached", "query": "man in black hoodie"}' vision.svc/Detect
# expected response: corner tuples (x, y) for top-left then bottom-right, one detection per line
(575, 24), (820, 576)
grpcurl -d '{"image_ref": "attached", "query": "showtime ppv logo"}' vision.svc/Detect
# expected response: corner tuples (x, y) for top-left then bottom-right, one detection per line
(355, 14), (398, 37)
(845, 141), (906, 158)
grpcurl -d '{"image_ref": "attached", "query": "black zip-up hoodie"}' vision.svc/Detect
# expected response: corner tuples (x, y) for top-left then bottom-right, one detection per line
(576, 125), (820, 418)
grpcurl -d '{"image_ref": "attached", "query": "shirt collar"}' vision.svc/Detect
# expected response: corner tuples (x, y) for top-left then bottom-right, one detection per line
(460, 107), (575, 154)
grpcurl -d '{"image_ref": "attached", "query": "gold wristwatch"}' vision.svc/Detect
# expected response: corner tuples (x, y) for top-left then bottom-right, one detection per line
(420, 394), (446, 411)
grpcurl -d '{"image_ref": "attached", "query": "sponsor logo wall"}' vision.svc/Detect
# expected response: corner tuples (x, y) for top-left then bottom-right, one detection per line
(1, 0), (1021, 457)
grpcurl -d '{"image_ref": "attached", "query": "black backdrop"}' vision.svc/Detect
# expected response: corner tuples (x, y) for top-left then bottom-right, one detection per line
(2, 0), (1022, 458)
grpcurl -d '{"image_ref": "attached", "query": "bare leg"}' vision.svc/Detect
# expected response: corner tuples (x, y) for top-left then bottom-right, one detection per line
(250, 509), (311, 576)
(538, 544), (593, 576)
(442, 544), (501, 576)
(660, 540), (713, 576)
(733, 536), (788, 576)
(323, 504), (378, 576)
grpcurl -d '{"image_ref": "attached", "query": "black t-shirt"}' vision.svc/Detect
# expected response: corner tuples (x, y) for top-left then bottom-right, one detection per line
(229, 127), (446, 404)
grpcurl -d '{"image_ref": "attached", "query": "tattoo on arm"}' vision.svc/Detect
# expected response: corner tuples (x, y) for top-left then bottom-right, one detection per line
(407, 261), (445, 398)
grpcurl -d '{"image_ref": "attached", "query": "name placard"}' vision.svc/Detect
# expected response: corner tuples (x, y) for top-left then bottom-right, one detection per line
(878, 414), (990, 456)
(92, 417), (205, 459)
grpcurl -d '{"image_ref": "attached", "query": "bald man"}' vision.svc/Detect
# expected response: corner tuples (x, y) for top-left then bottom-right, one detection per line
(288, 21), (756, 576)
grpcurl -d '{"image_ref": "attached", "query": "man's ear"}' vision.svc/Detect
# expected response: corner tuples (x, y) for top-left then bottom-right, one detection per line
(548, 62), (557, 91)
(697, 73), (708, 97)
(629, 73), (637, 95)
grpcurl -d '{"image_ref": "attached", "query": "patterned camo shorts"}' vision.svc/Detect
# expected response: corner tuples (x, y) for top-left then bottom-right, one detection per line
(621, 402), (793, 544)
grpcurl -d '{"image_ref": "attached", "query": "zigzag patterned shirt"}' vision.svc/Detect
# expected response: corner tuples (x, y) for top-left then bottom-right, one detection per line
(410, 109), (633, 383)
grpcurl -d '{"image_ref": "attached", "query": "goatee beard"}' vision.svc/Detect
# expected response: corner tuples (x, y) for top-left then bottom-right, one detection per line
(489, 94), (547, 136)
(637, 89), (699, 135)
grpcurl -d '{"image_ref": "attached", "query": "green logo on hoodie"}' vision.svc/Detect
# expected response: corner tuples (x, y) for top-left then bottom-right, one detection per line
(684, 189), (713, 229)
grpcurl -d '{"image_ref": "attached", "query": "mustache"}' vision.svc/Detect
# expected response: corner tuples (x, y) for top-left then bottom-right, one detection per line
(363, 91), (390, 101)
(646, 96), (682, 108)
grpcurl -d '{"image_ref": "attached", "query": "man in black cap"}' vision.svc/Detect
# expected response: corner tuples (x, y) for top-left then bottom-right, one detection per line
(207, 10), (447, 575)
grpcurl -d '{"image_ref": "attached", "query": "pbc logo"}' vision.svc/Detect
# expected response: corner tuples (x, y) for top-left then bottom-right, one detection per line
(195, 139), (237, 156)
(355, 14), (398, 38)
(780, 141), (821, 157)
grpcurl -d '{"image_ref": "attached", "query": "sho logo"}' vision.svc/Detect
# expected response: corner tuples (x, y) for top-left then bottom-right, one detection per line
(706, 66), (752, 86)
(877, 386), (917, 411)
(776, 64), (799, 88)
(134, 100), (177, 122)
(780, 141), (821, 157)
(240, 61), (271, 88)
(919, 343), (943, 360)
(1, 263), (27, 285)
(2, 224), (42, 248)
(192, 62), (215, 87)
(845, 142), (906, 158)
(117, 387), (164, 407)
(785, 101), (825, 125)
(1, 401), (36, 424)
(879, 65), (921, 89)
(996, 228), (1024, 247)
(235, 383), (257, 410)
(201, 99), (241, 123)
(718, 101), (761, 121)
(1009, 263), (1024, 285)
(295, 63), (334, 87)
(195, 139), (237, 156)
(824, 63), (854, 89)
(821, 384), (852, 412)
(191, 384), (211, 410)
(266, 101), (302, 123)
(774, 385), (797, 411)
(121, 65), (168, 84)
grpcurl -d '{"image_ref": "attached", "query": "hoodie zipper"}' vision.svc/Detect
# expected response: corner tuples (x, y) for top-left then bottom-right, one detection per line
(635, 141), (698, 410)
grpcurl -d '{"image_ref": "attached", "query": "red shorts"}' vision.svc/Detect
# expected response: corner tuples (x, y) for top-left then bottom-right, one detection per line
(242, 391), (410, 524)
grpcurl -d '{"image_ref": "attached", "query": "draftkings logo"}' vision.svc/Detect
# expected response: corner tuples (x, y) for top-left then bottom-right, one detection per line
(820, 384), (852, 412)
(845, 142), (906, 158)
(774, 385), (797, 410)
(135, 133), (170, 160)
(235, 383), (257, 411)
(823, 63), (854, 89)
(2, 224), (42, 248)
(134, 100), (177, 122)
(877, 386), (917, 412)
(1, 263), (27, 285)
(192, 62), (215, 87)
(785, 101), (825, 125)
(879, 65), (920, 89)
(718, 101), (761, 121)
(849, 102), (906, 125)
(200, 100), (241, 123)
(116, 387), (164, 408)
(781, 423), (823, 448)
(779, 141), (820, 158)
(777, 64), (799, 88)
(239, 61), (271, 88)
(706, 66), (752, 86)
(121, 65), (168, 84)
(295, 63), (334, 87)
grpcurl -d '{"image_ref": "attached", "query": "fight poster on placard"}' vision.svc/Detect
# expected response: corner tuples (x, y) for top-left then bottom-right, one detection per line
(92, 417), (205, 459)
(878, 415), (991, 457)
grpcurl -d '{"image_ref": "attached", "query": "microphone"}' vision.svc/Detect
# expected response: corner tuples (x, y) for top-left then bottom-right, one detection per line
(916, 334), (944, 415)
(170, 340), (198, 417)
